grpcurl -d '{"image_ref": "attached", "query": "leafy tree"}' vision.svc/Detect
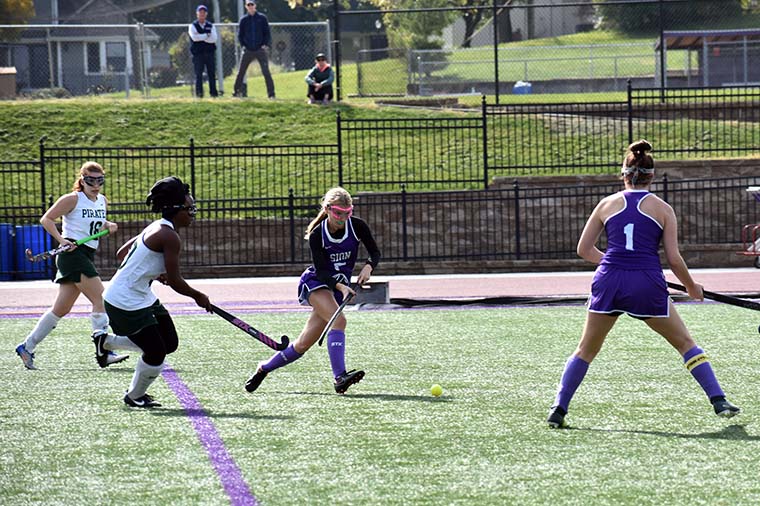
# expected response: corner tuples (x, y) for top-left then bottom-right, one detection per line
(0, 0), (34, 24)
(291, 0), (511, 49)
(595, 0), (745, 34)
(134, 0), (317, 24)
(0, 0), (35, 39)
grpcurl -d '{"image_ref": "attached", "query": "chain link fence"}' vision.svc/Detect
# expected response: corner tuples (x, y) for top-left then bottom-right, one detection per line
(0, 21), (329, 98)
(338, 0), (756, 99)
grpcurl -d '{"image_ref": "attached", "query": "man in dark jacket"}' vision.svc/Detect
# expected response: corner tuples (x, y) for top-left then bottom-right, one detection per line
(233, 1), (275, 98)
(188, 5), (218, 98)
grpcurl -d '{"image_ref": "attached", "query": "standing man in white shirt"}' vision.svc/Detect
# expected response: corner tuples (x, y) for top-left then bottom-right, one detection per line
(188, 5), (218, 98)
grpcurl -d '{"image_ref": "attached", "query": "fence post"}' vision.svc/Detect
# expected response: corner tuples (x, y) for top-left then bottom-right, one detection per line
(513, 180), (521, 260)
(492, 0), (500, 104)
(336, 111), (344, 187)
(357, 51), (363, 97)
(333, 0), (342, 102)
(481, 95), (489, 189)
(189, 138), (196, 194)
(662, 173), (669, 203)
(627, 79), (633, 146)
(138, 22), (149, 97)
(658, 0), (666, 102)
(289, 188), (296, 263)
(401, 184), (408, 261)
(39, 136), (47, 217)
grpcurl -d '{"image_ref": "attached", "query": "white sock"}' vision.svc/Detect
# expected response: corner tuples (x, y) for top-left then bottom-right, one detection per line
(127, 357), (163, 399)
(90, 312), (109, 335)
(104, 334), (143, 353)
(24, 310), (61, 352)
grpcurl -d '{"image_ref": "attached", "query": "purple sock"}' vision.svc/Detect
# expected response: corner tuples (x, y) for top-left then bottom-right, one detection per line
(552, 355), (590, 412)
(261, 345), (303, 373)
(327, 329), (346, 378)
(683, 345), (724, 400)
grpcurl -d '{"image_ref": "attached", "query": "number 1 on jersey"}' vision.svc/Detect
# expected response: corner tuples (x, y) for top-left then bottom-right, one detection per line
(623, 223), (634, 251)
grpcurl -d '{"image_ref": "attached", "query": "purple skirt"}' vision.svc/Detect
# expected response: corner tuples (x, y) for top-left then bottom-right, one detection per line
(298, 267), (345, 306)
(587, 265), (670, 318)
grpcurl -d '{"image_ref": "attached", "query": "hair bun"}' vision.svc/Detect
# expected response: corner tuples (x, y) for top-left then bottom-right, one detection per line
(628, 139), (652, 156)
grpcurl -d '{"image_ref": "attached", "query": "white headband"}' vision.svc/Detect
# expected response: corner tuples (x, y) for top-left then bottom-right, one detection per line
(621, 165), (654, 175)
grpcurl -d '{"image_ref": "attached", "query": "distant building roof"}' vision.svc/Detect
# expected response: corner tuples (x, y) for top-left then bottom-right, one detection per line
(657, 28), (760, 50)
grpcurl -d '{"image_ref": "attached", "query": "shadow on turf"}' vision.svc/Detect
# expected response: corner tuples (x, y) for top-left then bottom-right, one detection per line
(277, 391), (453, 403)
(574, 424), (757, 441)
(149, 408), (295, 420)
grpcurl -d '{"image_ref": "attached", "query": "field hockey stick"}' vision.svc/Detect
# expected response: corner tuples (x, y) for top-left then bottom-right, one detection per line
(317, 290), (356, 347)
(667, 281), (760, 311)
(210, 304), (290, 351)
(25, 228), (110, 263)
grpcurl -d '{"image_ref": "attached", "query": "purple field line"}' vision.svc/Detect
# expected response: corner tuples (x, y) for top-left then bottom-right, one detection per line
(162, 364), (258, 506)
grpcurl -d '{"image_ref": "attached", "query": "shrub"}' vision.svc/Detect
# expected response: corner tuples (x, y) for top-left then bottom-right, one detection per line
(148, 66), (179, 88)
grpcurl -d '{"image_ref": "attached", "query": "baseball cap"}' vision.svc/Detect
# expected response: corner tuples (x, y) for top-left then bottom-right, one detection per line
(196, 4), (207, 12)
(246, 1), (255, 5)
(315, 53), (326, 60)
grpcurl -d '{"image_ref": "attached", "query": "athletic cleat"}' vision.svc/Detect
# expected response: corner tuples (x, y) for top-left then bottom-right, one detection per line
(92, 331), (129, 368)
(713, 399), (741, 418)
(245, 363), (268, 393)
(106, 351), (129, 367)
(334, 369), (365, 394)
(15, 343), (37, 370)
(123, 393), (161, 408)
(547, 406), (568, 428)
(92, 331), (109, 367)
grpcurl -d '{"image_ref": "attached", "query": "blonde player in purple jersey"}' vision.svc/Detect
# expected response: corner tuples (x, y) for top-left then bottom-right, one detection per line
(546, 140), (740, 428)
(245, 187), (381, 394)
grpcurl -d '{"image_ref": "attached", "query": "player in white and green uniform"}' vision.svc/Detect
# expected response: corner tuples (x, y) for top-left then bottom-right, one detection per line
(99, 176), (211, 408)
(15, 161), (128, 370)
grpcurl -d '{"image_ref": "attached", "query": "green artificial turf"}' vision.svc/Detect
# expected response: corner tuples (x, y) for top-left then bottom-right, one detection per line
(2, 303), (759, 505)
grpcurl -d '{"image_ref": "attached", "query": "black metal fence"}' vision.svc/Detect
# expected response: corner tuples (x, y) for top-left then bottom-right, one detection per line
(485, 84), (760, 177)
(1, 88), (759, 278)
(2, 171), (757, 280)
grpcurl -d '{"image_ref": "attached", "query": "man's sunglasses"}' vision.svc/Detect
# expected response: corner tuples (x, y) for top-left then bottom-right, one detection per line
(83, 175), (105, 186)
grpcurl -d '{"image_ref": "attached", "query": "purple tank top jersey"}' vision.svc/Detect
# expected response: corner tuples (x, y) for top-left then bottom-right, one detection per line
(600, 190), (663, 270)
(320, 217), (361, 285)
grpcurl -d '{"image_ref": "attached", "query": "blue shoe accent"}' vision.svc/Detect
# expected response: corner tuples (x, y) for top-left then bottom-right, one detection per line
(15, 343), (36, 370)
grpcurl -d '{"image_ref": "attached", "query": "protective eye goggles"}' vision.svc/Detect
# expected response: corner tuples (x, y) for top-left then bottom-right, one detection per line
(327, 204), (353, 220)
(164, 203), (198, 217)
(83, 175), (105, 186)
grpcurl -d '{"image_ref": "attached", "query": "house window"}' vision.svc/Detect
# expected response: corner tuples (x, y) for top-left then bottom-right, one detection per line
(86, 42), (100, 73)
(105, 42), (126, 72)
(85, 41), (129, 74)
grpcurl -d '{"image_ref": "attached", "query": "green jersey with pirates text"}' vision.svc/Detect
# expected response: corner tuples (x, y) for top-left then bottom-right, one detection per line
(62, 191), (107, 249)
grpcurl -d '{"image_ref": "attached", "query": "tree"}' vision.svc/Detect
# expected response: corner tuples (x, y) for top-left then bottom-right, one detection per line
(0, 0), (34, 24)
(595, 0), (745, 34)
(291, 0), (511, 49)
(134, 0), (318, 24)
(0, 0), (35, 40)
